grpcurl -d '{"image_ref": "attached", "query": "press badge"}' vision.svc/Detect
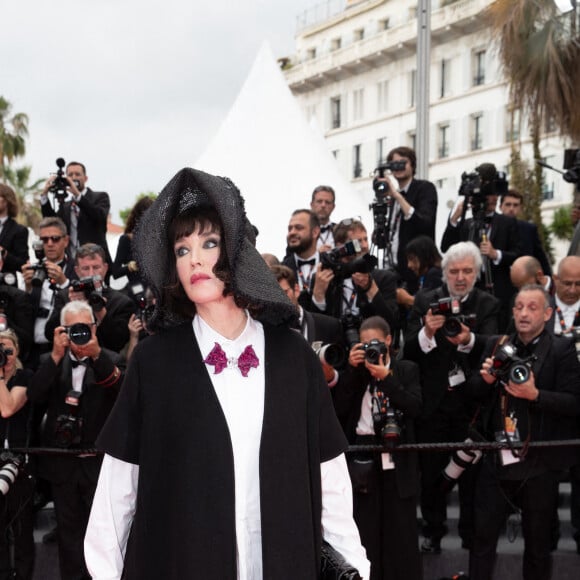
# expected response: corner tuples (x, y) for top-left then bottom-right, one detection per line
(381, 453), (395, 470)
(448, 364), (466, 390)
(495, 413), (522, 466)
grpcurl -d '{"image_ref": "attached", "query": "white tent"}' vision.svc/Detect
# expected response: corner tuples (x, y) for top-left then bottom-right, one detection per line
(195, 42), (371, 258)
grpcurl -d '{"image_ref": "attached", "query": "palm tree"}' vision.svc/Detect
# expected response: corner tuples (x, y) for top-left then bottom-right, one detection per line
(488, 1), (580, 142)
(3, 165), (45, 230)
(0, 96), (29, 181)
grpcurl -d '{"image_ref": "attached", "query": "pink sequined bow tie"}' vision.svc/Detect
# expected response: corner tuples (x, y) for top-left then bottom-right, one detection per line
(203, 342), (259, 377)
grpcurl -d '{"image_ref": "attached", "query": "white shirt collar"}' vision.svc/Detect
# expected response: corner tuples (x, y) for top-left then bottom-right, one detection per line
(555, 295), (580, 313)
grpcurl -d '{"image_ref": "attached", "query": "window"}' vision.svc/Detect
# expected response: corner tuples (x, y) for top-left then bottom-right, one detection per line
(354, 28), (364, 41)
(440, 59), (450, 98)
(353, 88), (364, 122)
(409, 69), (417, 107)
(470, 113), (484, 150)
(307, 47), (316, 60)
(331, 37), (342, 51)
(379, 18), (390, 30)
(541, 156), (555, 199)
(438, 124), (450, 158)
(332, 150), (339, 160)
(330, 96), (342, 129)
(377, 137), (387, 164)
(353, 145), (362, 178)
(408, 131), (416, 151)
(544, 115), (557, 134)
(472, 50), (486, 86)
(505, 107), (521, 142)
(377, 80), (389, 114)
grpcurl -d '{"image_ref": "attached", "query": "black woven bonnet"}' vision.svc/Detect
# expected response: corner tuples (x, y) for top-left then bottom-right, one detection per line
(134, 167), (296, 330)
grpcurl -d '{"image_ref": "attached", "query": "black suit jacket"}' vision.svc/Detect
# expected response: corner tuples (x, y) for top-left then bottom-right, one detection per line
(517, 219), (552, 275)
(0, 217), (29, 275)
(396, 179), (438, 285)
(42, 188), (112, 265)
(467, 331), (580, 472)
(27, 348), (123, 483)
(403, 285), (500, 419)
(441, 212), (522, 308)
(333, 358), (422, 497)
(0, 284), (34, 363)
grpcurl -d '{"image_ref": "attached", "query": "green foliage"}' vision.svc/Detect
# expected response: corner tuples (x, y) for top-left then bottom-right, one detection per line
(0, 96), (29, 180)
(119, 191), (157, 226)
(550, 205), (574, 241)
(3, 164), (45, 229)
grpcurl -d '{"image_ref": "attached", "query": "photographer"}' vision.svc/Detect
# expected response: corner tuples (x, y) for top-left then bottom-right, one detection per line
(21, 217), (76, 368)
(373, 146), (438, 289)
(0, 330), (35, 580)
(45, 243), (134, 353)
(466, 284), (580, 580)
(40, 160), (112, 272)
(441, 163), (521, 331)
(27, 300), (123, 580)
(333, 316), (422, 580)
(310, 185), (337, 251)
(403, 241), (500, 554)
(311, 220), (399, 332)
(0, 184), (29, 285)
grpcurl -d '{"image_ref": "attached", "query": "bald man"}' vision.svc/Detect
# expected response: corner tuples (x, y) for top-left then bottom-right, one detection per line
(552, 256), (580, 335)
(510, 256), (552, 293)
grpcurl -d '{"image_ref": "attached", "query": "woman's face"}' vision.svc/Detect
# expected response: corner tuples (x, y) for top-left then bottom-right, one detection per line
(0, 338), (17, 373)
(407, 255), (421, 276)
(174, 225), (226, 308)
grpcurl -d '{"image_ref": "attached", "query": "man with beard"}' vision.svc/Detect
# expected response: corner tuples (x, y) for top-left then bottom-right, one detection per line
(403, 241), (500, 553)
(310, 185), (337, 251)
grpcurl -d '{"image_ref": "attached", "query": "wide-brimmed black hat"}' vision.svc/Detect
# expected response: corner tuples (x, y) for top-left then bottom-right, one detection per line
(134, 167), (296, 330)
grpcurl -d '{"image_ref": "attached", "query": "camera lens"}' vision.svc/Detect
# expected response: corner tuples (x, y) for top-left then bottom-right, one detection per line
(68, 323), (92, 345)
(509, 363), (530, 385)
(442, 317), (462, 338)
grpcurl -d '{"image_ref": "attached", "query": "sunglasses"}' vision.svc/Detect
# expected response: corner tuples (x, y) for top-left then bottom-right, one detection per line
(40, 235), (65, 244)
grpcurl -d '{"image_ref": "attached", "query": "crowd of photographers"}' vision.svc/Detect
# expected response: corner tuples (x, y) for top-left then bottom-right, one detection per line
(0, 149), (579, 580)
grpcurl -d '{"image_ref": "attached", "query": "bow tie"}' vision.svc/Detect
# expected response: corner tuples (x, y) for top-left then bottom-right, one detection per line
(204, 343), (259, 377)
(297, 258), (315, 267)
(320, 225), (331, 233)
(70, 358), (88, 368)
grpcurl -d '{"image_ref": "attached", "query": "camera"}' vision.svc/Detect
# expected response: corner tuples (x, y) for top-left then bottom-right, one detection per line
(438, 437), (483, 493)
(458, 166), (508, 217)
(54, 390), (83, 448)
(563, 148), (580, 184)
(65, 322), (93, 346)
(71, 276), (106, 312)
(312, 341), (346, 369)
(320, 241), (378, 280)
(429, 297), (476, 338)
(371, 388), (403, 443)
(341, 312), (361, 347)
(0, 451), (23, 496)
(358, 338), (388, 365)
(49, 158), (69, 203)
(0, 344), (14, 368)
(28, 239), (49, 288)
(489, 341), (535, 385)
(128, 283), (155, 324)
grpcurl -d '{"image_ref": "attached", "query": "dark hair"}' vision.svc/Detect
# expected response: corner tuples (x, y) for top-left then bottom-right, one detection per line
(76, 243), (106, 264)
(66, 161), (87, 175)
(405, 235), (442, 274)
(39, 216), (68, 236)
(500, 188), (523, 206)
(386, 146), (417, 174)
(333, 219), (365, 246)
(270, 264), (297, 287)
(164, 207), (255, 319)
(0, 184), (19, 218)
(291, 209), (320, 231)
(311, 185), (335, 203)
(125, 196), (155, 234)
(360, 315), (391, 337)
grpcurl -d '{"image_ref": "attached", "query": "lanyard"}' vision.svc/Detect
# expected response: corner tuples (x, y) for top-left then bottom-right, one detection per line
(555, 305), (580, 333)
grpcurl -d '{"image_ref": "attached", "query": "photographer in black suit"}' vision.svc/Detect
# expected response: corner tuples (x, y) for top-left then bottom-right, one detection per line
(310, 219), (398, 332)
(27, 300), (123, 580)
(40, 161), (112, 272)
(441, 163), (522, 331)
(404, 241), (500, 553)
(0, 184), (29, 284)
(467, 284), (580, 580)
(334, 316), (422, 580)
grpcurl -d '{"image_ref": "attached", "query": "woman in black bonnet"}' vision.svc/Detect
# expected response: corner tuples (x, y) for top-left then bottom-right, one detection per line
(84, 168), (369, 579)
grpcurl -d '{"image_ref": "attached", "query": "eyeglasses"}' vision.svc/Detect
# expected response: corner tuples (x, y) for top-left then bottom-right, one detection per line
(338, 217), (362, 227)
(40, 235), (65, 244)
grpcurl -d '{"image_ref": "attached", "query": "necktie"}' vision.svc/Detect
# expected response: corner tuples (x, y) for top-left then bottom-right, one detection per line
(297, 258), (315, 267)
(204, 343), (259, 377)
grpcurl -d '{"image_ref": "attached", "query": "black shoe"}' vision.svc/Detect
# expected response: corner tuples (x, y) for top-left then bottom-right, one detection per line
(421, 536), (441, 554)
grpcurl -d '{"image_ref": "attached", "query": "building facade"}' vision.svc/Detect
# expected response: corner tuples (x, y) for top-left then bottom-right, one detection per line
(284, 0), (573, 250)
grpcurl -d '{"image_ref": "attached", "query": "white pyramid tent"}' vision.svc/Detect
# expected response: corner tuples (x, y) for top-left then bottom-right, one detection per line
(195, 41), (370, 258)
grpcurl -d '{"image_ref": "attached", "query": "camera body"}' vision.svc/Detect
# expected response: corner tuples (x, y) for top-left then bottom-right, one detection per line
(341, 312), (361, 348)
(54, 390), (83, 448)
(320, 240), (360, 274)
(0, 344), (14, 368)
(71, 276), (106, 312)
(371, 387), (403, 443)
(458, 168), (508, 216)
(28, 239), (48, 288)
(49, 158), (69, 203)
(490, 341), (535, 385)
(429, 297), (476, 338)
(128, 283), (155, 324)
(358, 338), (388, 365)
